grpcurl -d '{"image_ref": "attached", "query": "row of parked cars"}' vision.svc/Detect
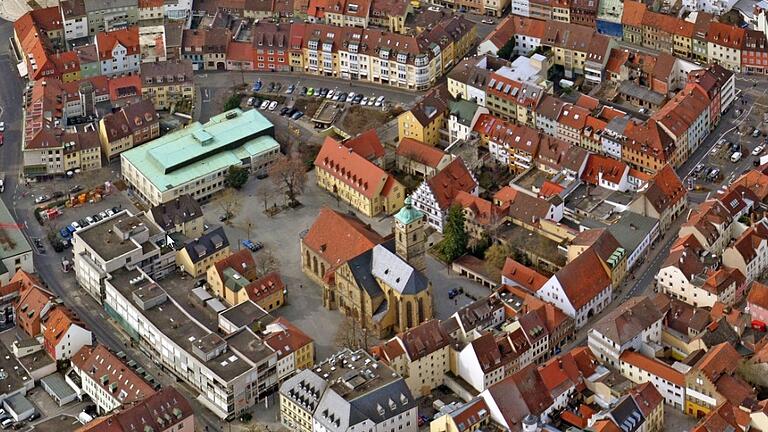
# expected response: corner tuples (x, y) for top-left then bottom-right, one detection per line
(59, 207), (121, 240)
(304, 87), (386, 107)
(247, 97), (305, 120)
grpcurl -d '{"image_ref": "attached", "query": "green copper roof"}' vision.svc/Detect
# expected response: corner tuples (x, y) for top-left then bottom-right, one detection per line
(121, 108), (279, 192)
(395, 197), (423, 225)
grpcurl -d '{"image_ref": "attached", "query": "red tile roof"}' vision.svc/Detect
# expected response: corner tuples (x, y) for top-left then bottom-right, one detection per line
(620, 351), (685, 386)
(453, 191), (506, 226)
(747, 281), (768, 311)
(42, 305), (86, 350)
(727, 220), (768, 264)
(706, 22), (746, 49)
(694, 342), (740, 382)
(643, 164), (686, 213)
(555, 246), (611, 310)
(226, 41), (254, 62)
(302, 207), (384, 275)
(96, 27), (140, 60)
(315, 136), (400, 200)
(580, 154), (627, 186)
(248, 272), (285, 304)
(426, 158), (477, 211)
(501, 259), (548, 292)
(262, 317), (313, 360)
(701, 267), (744, 296)
(343, 129), (384, 162)
(622, 0), (647, 25)
(72, 345), (156, 405)
(395, 137), (447, 168)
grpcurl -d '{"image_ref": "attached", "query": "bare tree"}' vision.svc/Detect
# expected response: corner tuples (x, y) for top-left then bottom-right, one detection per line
(253, 250), (279, 278)
(334, 315), (373, 351)
(260, 188), (273, 214)
(268, 155), (307, 207)
(219, 189), (241, 222)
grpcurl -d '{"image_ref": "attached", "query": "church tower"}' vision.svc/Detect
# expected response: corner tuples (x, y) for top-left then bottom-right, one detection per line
(394, 197), (426, 273)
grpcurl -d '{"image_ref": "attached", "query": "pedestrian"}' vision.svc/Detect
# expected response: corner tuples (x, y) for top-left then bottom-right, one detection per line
(300, 284), (303, 289)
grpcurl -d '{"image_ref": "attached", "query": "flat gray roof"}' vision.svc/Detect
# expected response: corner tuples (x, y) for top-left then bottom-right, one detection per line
(108, 268), (252, 382)
(76, 211), (162, 261)
(4, 393), (34, 415)
(40, 374), (77, 401)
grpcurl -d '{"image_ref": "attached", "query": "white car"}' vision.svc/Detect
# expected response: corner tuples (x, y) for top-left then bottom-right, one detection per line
(0, 122), (5, 132)
(71, 221), (81, 231)
(428, 6), (440, 11)
(326, 89), (335, 99)
(753, 145), (765, 156)
(481, 18), (495, 24)
(106, 209), (115, 217)
(375, 96), (385, 106)
(366, 97), (375, 106)
(268, 101), (278, 111)
(259, 100), (270, 110)
(361, 97), (369, 105)
(346, 92), (356, 102)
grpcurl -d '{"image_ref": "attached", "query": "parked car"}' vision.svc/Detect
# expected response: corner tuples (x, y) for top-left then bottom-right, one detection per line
(92, 214), (102, 222)
(259, 100), (270, 110)
(291, 111), (304, 120)
(252, 81), (262, 92)
(78, 218), (89, 228)
(353, 94), (364, 104)
(60, 228), (71, 238)
(274, 82), (282, 92)
(286, 84), (296, 94)
(218, 213), (230, 222)
(481, 18), (495, 24)
(692, 163), (705, 177)
(280, 107), (290, 116)
(111, 206), (120, 214)
(754, 128), (762, 137)
(448, 288), (459, 299)
(0, 132), (4, 146)
(99, 211), (107, 219)
(375, 96), (385, 106)
(307, 87), (315, 96)
(71, 221), (81, 231)
(320, 88), (329, 97)
(51, 191), (64, 199)
(0, 122), (6, 132)
(241, 239), (264, 252)
(69, 184), (83, 194)
(35, 195), (50, 204)
(268, 82), (276, 92)
(754, 145), (765, 156)
(346, 92), (356, 102)
(268, 101), (278, 111)
(106, 209), (115, 217)
(2, 418), (14, 429)
(366, 97), (375, 106)
(337, 92), (347, 102)
(247, 97), (256, 106)
(731, 151), (743, 162)
(707, 168), (721, 181)
(361, 97), (369, 105)
(326, 89), (335, 99)
(301, 86), (308, 95)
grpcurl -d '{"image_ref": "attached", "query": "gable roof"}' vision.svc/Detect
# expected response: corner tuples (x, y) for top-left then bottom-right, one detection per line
(747, 281), (768, 311)
(302, 207), (385, 275)
(591, 296), (663, 346)
(78, 387), (192, 432)
(694, 342), (740, 382)
(182, 227), (229, 263)
(96, 27), (140, 60)
(425, 158), (477, 211)
(72, 345), (156, 406)
(42, 305), (87, 349)
(395, 137), (448, 169)
(315, 137), (398, 200)
(397, 319), (451, 361)
(555, 246), (611, 310)
(619, 351), (684, 386)
(149, 194), (202, 231)
(342, 129), (385, 162)
(501, 258), (548, 292)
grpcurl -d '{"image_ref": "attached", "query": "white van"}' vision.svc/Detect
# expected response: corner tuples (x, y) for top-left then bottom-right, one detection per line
(731, 151), (743, 162)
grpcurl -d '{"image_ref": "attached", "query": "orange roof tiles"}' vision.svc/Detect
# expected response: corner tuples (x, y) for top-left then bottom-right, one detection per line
(426, 158), (477, 210)
(643, 164), (685, 213)
(248, 272), (285, 304)
(747, 281), (768, 311)
(72, 345), (155, 405)
(620, 351), (685, 386)
(96, 27), (140, 60)
(343, 129), (384, 162)
(226, 41), (254, 62)
(706, 22), (746, 49)
(262, 317), (313, 360)
(694, 342), (740, 382)
(42, 305), (85, 349)
(556, 246), (611, 310)
(396, 137), (447, 168)
(501, 259), (548, 293)
(315, 136), (399, 200)
(302, 207), (384, 274)
(453, 191), (506, 226)
(580, 154), (627, 185)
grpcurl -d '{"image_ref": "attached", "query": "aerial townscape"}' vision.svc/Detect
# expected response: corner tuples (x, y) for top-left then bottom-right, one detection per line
(7, 0), (768, 430)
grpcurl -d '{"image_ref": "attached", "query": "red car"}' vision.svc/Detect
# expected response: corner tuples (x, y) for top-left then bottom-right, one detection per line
(0, 132), (5, 146)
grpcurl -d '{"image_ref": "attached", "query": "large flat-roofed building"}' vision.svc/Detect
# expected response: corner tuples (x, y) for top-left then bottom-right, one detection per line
(103, 267), (280, 420)
(0, 201), (33, 286)
(121, 108), (280, 206)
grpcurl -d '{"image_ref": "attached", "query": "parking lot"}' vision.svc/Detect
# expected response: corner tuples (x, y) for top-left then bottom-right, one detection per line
(685, 96), (768, 203)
